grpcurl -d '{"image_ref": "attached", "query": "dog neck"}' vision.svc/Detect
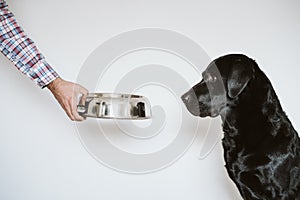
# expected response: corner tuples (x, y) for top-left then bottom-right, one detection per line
(220, 76), (296, 152)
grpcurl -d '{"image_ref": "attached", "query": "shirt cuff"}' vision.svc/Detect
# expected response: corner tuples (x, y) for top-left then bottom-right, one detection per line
(27, 59), (60, 88)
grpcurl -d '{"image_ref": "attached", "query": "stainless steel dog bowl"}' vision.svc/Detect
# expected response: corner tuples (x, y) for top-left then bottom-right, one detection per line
(77, 93), (151, 119)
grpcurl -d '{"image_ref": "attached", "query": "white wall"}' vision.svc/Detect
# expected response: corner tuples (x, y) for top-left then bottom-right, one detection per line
(1, 0), (299, 199)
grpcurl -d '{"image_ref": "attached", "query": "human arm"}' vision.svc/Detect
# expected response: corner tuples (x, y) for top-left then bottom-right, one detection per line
(0, 1), (87, 121)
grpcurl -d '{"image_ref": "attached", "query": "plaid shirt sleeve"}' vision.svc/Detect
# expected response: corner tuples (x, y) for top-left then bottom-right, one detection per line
(0, 0), (59, 88)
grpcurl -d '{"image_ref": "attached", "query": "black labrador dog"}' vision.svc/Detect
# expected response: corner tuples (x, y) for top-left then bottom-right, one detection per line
(181, 54), (300, 199)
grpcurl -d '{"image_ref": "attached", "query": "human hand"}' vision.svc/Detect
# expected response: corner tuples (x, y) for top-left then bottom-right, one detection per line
(47, 77), (88, 121)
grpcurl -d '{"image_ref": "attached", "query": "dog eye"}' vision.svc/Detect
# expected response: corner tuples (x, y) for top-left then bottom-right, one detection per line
(210, 76), (217, 82)
(204, 74), (217, 83)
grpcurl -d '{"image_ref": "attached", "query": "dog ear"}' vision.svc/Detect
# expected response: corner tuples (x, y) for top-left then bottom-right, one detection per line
(227, 59), (254, 98)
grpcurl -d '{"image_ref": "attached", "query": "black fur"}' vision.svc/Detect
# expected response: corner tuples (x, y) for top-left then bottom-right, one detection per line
(181, 54), (300, 199)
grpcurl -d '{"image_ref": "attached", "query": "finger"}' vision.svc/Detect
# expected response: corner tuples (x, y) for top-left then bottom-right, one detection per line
(74, 84), (88, 104)
(79, 94), (88, 105)
(79, 86), (88, 104)
(75, 86), (88, 120)
(62, 100), (75, 121)
(70, 91), (85, 121)
(70, 95), (85, 121)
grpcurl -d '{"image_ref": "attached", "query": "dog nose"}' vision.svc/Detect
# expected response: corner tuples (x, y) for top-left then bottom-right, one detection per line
(181, 93), (190, 103)
(181, 93), (190, 102)
(181, 90), (200, 116)
(181, 92), (193, 104)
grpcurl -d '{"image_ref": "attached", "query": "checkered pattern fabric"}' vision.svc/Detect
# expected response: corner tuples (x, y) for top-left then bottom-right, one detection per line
(0, 0), (59, 88)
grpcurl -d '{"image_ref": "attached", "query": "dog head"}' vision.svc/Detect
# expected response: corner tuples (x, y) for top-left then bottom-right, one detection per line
(181, 54), (255, 118)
